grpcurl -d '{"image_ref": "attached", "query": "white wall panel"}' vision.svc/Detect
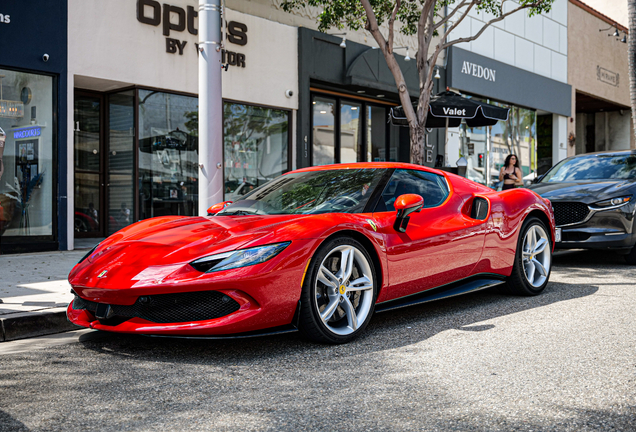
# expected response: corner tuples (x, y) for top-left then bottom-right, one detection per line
(449, 16), (472, 51)
(534, 44), (551, 77)
(525, 14), (543, 45)
(543, 18), (560, 52)
(551, 51), (567, 83)
(551, 0), (568, 26)
(494, 28), (515, 65)
(515, 37), (534, 71)
(471, 19), (494, 58)
(503, 1), (525, 37)
(559, 25), (568, 55)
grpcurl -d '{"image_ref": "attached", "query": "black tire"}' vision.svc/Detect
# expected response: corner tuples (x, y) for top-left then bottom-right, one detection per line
(625, 245), (636, 264)
(298, 236), (378, 344)
(502, 217), (552, 296)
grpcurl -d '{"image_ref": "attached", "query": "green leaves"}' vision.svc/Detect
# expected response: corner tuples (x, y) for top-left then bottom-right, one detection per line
(281, 1), (554, 36)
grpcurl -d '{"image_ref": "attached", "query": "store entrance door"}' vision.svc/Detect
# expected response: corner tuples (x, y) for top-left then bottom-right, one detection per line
(74, 92), (106, 238)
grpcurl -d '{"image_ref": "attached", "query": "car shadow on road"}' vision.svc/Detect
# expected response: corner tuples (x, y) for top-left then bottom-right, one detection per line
(76, 279), (599, 363)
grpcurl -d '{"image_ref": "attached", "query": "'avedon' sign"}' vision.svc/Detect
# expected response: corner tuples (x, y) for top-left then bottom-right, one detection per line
(461, 61), (496, 82)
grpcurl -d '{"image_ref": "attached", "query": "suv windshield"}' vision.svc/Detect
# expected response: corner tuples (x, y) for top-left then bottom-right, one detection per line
(542, 154), (636, 182)
(217, 169), (385, 216)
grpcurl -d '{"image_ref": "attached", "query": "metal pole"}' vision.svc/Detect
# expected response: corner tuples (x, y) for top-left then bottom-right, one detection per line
(198, 0), (224, 215)
(486, 125), (492, 187)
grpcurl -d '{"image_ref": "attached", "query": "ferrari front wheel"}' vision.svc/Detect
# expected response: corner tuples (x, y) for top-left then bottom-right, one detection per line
(504, 217), (552, 296)
(298, 237), (377, 344)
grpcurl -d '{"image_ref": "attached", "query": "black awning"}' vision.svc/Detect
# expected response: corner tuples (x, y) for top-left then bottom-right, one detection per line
(389, 91), (510, 128)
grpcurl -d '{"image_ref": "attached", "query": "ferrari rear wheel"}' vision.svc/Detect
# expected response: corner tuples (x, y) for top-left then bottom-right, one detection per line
(503, 217), (552, 296)
(298, 236), (377, 344)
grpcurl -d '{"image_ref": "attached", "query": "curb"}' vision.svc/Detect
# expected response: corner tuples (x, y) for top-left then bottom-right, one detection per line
(1, 308), (80, 342)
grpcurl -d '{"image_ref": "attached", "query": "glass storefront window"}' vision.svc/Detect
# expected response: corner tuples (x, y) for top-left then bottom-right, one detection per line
(223, 102), (289, 201)
(0, 69), (54, 239)
(340, 102), (362, 163)
(138, 90), (199, 220)
(108, 91), (136, 235)
(368, 105), (387, 162)
(460, 96), (536, 188)
(312, 96), (335, 165)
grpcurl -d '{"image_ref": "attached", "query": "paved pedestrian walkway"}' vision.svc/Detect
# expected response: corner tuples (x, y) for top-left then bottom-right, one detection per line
(0, 249), (88, 341)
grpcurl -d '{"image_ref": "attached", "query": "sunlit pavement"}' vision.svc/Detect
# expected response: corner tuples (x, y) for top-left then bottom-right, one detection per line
(1, 249), (635, 431)
(0, 250), (85, 341)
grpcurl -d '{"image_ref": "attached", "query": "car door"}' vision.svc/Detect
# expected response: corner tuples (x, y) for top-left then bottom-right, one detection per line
(372, 169), (487, 302)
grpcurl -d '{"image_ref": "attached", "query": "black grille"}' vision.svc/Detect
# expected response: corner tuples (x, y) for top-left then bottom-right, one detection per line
(552, 202), (590, 226)
(562, 232), (591, 242)
(72, 291), (240, 324)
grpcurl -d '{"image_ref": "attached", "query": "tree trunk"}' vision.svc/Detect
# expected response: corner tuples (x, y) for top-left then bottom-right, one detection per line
(629, 0), (636, 144)
(409, 123), (427, 165)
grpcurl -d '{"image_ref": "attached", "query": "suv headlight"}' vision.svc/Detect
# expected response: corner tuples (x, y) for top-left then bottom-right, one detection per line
(190, 242), (291, 273)
(590, 196), (632, 209)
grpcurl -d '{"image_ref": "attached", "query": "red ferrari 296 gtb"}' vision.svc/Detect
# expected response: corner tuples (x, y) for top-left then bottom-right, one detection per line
(68, 163), (557, 343)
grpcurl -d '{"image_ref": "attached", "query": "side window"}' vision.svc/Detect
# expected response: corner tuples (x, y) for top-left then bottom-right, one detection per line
(375, 169), (449, 212)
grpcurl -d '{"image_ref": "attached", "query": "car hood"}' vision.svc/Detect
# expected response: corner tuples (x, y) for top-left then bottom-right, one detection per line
(69, 214), (316, 288)
(528, 180), (636, 204)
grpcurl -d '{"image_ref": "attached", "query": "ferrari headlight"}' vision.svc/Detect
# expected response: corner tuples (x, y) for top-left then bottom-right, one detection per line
(591, 195), (632, 209)
(190, 242), (291, 273)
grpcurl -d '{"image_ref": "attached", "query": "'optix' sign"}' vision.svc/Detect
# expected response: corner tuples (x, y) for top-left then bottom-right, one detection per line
(14, 127), (41, 139)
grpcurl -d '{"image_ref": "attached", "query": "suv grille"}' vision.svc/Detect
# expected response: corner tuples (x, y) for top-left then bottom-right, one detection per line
(72, 290), (240, 324)
(552, 202), (590, 226)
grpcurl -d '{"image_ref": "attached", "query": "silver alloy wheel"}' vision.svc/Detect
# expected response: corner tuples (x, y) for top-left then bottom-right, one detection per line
(314, 245), (374, 336)
(522, 224), (551, 287)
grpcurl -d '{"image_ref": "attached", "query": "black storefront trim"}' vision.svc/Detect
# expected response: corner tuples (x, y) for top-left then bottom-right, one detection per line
(0, 0), (68, 254)
(447, 46), (572, 117)
(297, 27), (447, 169)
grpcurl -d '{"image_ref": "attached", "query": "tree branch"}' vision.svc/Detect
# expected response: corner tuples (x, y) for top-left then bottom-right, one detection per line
(440, 2), (543, 50)
(360, 0), (416, 129)
(388, 0), (401, 52)
(433, 0), (470, 31)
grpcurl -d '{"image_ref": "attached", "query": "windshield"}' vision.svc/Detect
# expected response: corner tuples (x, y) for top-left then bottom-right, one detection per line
(542, 154), (636, 182)
(217, 169), (385, 216)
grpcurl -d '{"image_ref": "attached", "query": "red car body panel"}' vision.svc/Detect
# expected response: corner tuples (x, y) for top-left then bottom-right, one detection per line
(67, 162), (555, 336)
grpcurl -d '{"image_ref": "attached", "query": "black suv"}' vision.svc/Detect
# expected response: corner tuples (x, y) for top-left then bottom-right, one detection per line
(528, 150), (636, 263)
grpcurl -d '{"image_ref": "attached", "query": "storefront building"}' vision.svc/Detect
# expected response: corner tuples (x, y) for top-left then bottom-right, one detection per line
(0, 2), (69, 254)
(568, 0), (634, 155)
(297, 28), (446, 170)
(446, 0), (571, 187)
(3, 0), (428, 253)
(60, 0), (301, 251)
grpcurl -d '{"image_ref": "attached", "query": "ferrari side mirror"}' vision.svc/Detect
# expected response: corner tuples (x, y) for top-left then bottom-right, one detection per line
(394, 194), (424, 233)
(207, 201), (233, 215)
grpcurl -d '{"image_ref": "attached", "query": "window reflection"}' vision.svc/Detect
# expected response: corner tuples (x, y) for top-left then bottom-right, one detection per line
(340, 102), (362, 163)
(0, 69), (54, 238)
(138, 90), (198, 220)
(460, 96), (536, 188)
(312, 96), (335, 165)
(223, 102), (289, 201)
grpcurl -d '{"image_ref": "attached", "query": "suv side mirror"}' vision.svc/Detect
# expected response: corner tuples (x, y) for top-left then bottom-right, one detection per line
(533, 174), (545, 184)
(394, 194), (424, 233)
(207, 201), (233, 215)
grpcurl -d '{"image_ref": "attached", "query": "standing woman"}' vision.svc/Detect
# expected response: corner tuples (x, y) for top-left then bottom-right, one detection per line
(499, 154), (523, 190)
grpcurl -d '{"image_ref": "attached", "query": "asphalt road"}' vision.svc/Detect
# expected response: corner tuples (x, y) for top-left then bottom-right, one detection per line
(1, 250), (635, 431)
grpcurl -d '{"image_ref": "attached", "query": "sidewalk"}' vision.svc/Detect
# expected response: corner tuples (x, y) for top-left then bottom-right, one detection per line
(0, 249), (88, 341)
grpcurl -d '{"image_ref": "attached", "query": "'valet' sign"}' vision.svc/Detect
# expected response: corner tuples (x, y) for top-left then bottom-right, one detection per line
(136, 0), (248, 68)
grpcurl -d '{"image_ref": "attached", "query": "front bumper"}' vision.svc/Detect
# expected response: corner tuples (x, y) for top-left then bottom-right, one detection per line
(67, 239), (315, 336)
(554, 201), (636, 250)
